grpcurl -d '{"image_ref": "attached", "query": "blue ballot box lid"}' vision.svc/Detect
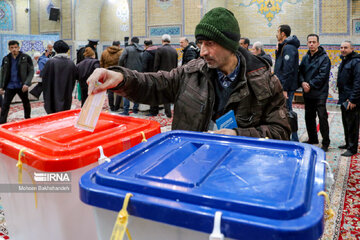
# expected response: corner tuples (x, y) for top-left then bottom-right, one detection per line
(79, 130), (326, 240)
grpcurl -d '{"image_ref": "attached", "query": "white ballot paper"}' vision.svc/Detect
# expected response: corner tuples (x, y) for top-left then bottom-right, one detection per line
(75, 90), (107, 132)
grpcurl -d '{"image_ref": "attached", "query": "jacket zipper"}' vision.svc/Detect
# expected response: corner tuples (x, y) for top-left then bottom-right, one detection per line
(183, 89), (205, 112)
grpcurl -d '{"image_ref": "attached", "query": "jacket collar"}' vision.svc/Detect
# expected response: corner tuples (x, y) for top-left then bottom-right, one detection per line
(54, 53), (69, 58)
(307, 45), (325, 59)
(7, 51), (23, 59)
(341, 51), (360, 61)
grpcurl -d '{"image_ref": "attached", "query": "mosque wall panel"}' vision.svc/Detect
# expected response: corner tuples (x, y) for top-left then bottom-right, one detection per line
(100, 0), (131, 42)
(184, 0), (201, 37)
(0, 0), (15, 33)
(221, 0), (314, 44)
(148, 0), (182, 26)
(30, 0), (39, 35)
(132, 0), (146, 37)
(320, 0), (349, 34)
(61, 0), (72, 40)
(75, 0), (101, 41)
(39, 0), (61, 33)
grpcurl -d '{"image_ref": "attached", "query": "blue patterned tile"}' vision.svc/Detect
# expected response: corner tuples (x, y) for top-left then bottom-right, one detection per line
(149, 26), (181, 36)
(0, 34), (59, 60)
(0, 0), (14, 31)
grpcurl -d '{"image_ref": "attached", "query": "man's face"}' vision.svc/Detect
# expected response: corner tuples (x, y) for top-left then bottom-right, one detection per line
(47, 44), (53, 52)
(199, 40), (233, 69)
(250, 46), (261, 55)
(239, 39), (248, 49)
(9, 44), (20, 57)
(307, 36), (319, 53)
(340, 42), (353, 57)
(179, 38), (188, 49)
(276, 28), (284, 42)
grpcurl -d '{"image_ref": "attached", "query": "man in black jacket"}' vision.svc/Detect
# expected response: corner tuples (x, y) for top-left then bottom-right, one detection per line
(118, 37), (143, 115)
(275, 24), (300, 141)
(337, 41), (360, 156)
(0, 40), (34, 123)
(154, 34), (178, 118)
(299, 34), (331, 151)
(142, 39), (159, 116)
(180, 37), (198, 65)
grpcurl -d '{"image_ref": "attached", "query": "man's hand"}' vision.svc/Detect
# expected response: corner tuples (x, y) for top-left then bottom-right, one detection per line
(22, 85), (29, 92)
(0, 88), (4, 95)
(302, 82), (311, 93)
(283, 91), (288, 99)
(349, 101), (356, 110)
(209, 129), (237, 136)
(87, 68), (124, 95)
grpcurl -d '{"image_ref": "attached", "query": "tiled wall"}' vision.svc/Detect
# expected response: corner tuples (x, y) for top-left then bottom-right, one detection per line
(320, 0), (349, 35)
(0, 34), (59, 60)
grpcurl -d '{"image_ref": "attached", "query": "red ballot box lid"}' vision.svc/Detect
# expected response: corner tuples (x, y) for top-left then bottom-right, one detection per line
(0, 109), (161, 172)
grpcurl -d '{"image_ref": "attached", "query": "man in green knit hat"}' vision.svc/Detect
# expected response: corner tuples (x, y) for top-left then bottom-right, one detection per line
(86, 7), (291, 140)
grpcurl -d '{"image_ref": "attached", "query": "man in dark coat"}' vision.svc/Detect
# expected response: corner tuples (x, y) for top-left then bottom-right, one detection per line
(250, 41), (273, 66)
(42, 40), (77, 114)
(87, 7), (290, 140)
(275, 24), (300, 141)
(336, 41), (360, 156)
(299, 34), (331, 151)
(0, 40), (34, 123)
(142, 39), (159, 116)
(180, 37), (198, 65)
(76, 47), (100, 106)
(154, 34), (178, 118)
(118, 37), (143, 115)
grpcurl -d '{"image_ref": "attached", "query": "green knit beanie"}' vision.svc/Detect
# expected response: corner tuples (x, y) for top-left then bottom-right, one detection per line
(195, 7), (240, 53)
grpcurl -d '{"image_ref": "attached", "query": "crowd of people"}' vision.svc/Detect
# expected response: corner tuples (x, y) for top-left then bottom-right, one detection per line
(0, 7), (359, 156)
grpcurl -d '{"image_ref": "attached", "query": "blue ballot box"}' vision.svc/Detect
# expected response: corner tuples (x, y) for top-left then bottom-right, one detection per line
(79, 130), (326, 240)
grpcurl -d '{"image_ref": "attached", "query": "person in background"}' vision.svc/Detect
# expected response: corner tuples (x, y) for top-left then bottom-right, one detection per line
(29, 51), (49, 99)
(299, 34), (331, 152)
(180, 37), (198, 65)
(33, 52), (42, 74)
(250, 41), (273, 66)
(274, 24), (300, 141)
(40, 42), (55, 60)
(239, 37), (250, 50)
(0, 40), (34, 124)
(142, 39), (159, 116)
(76, 47), (100, 106)
(46, 42), (56, 58)
(100, 41), (123, 111)
(336, 41), (360, 156)
(42, 40), (77, 114)
(39, 46), (52, 70)
(118, 37), (143, 115)
(86, 7), (290, 140)
(77, 39), (99, 64)
(196, 39), (202, 51)
(154, 34), (178, 118)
